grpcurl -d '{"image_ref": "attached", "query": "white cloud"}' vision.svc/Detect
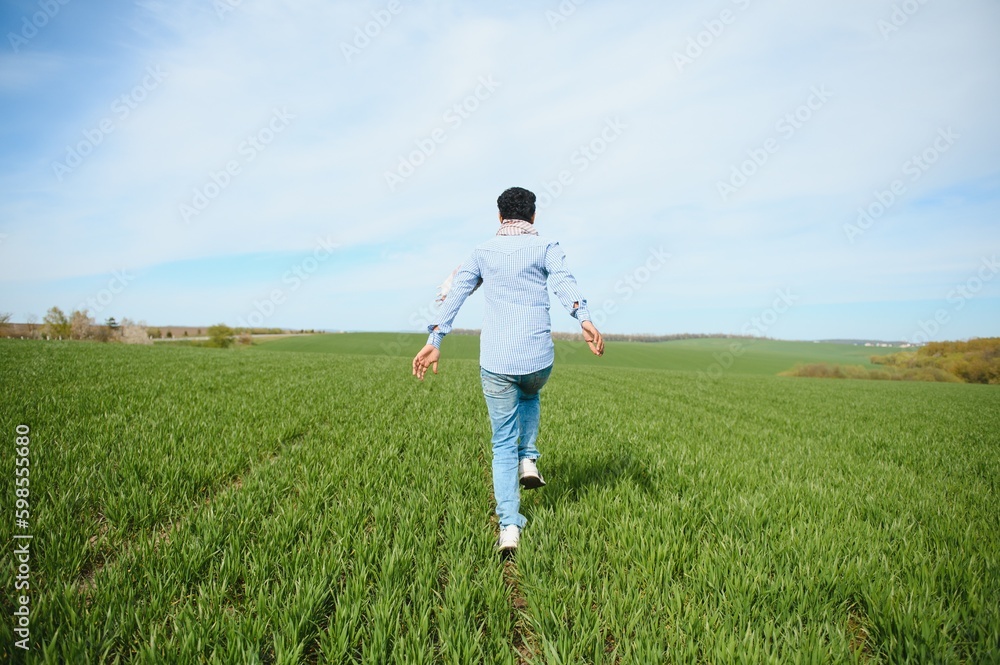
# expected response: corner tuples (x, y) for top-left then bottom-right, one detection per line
(1, 0), (998, 337)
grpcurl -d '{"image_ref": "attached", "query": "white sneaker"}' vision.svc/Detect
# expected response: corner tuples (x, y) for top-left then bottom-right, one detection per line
(497, 525), (520, 552)
(518, 458), (546, 489)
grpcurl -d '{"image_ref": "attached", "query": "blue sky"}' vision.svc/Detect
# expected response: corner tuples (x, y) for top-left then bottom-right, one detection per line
(1, 0), (998, 342)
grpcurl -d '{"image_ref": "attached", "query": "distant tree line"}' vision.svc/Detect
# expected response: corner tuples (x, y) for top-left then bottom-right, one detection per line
(871, 338), (1000, 384)
(784, 337), (1000, 384)
(0, 309), (306, 348)
(450, 328), (773, 343)
(0, 307), (156, 344)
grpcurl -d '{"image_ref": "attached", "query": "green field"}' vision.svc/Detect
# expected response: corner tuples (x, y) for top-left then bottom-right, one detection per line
(1, 337), (998, 663)
(255, 333), (902, 377)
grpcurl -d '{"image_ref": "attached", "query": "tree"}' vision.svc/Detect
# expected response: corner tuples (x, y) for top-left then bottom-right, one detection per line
(0, 312), (11, 337)
(206, 323), (235, 348)
(70, 309), (95, 340)
(92, 317), (116, 343)
(119, 318), (152, 345)
(43, 307), (71, 339)
(25, 314), (39, 339)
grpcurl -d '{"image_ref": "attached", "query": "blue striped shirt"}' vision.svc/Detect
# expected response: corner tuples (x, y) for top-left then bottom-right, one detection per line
(426, 234), (592, 375)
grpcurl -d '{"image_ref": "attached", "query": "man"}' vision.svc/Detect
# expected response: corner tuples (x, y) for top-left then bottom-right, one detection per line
(412, 186), (604, 553)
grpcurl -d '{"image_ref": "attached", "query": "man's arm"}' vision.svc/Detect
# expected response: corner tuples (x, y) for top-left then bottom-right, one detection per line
(412, 253), (482, 380)
(581, 320), (604, 357)
(412, 344), (440, 380)
(545, 242), (591, 321)
(545, 242), (604, 356)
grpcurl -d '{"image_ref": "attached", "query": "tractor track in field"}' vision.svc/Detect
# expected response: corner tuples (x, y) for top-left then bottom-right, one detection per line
(503, 558), (541, 665)
(846, 602), (875, 662)
(74, 433), (303, 599)
(479, 448), (542, 664)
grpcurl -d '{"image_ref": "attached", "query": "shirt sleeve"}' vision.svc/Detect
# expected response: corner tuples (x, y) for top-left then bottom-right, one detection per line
(427, 252), (483, 348)
(544, 242), (591, 323)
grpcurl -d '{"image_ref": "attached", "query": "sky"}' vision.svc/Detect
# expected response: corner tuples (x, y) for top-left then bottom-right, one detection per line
(0, 0), (998, 343)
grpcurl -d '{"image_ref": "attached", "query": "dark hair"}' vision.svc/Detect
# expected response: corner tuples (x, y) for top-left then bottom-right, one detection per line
(497, 187), (536, 222)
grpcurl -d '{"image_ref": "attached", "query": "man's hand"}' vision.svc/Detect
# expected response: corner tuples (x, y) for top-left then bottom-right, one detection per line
(581, 320), (604, 357)
(412, 345), (440, 380)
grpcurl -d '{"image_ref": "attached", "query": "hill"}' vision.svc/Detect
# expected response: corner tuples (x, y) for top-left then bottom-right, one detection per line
(255, 333), (904, 377)
(0, 338), (996, 661)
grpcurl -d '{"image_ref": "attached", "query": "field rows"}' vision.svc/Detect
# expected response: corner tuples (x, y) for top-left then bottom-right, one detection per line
(255, 333), (901, 377)
(1, 339), (998, 663)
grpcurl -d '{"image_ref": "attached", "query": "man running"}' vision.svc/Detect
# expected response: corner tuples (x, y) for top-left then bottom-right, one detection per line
(412, 186), (604, 552)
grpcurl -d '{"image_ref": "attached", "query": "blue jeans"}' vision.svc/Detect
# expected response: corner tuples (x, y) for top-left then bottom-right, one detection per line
(480, 364), (553, 529)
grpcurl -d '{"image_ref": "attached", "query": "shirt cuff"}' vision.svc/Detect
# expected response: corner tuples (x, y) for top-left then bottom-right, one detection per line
(427, 331), (444, 348)
(574, 299), (592, 322)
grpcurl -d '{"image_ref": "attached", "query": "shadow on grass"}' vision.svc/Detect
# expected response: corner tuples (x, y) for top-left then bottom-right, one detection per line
(531, 451), (658, 507)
